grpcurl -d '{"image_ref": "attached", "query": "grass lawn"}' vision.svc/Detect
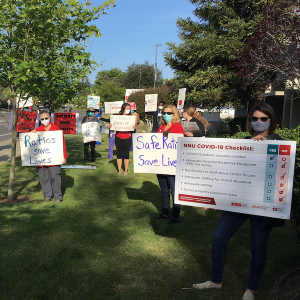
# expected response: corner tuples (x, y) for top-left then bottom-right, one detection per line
(0, 134), (299, 300)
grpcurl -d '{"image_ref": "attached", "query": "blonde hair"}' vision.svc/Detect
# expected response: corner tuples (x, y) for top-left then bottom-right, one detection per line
(159, 105), (181, 126)
(184, 105), (210, 131)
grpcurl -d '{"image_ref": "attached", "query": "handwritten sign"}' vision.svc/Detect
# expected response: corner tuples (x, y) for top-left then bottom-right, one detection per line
(104, 101), (123, 114)
(145, 94), (158, 112)
(177, 88), (186, 110)
(175, 138), (297, 219)
(110, 115), (136, 131)
(125, 89), (144, 102)
(82, 122), (101, 143)
(182, 121), (202, 133)
(9, 110), (39, 132)
(87, 95), (100, 109)
(53, 113), (79, 135)
(132, 133), (183, 175)
(20, 131), (64, 166)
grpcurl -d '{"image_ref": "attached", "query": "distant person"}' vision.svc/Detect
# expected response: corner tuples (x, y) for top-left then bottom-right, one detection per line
(95, 106), (103, 145)
(157, 105), (184, 224)
(81, 107), (98, 162)
(145, 100), (165, 133)
(32, 110), (67, 203)
(193, 102), (284, 300)
(183, 105), (210, 137)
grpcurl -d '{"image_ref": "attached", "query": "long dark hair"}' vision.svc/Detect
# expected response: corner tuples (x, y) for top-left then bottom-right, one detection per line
(119, 103), (131, 115)
(246, 102), (277, 135)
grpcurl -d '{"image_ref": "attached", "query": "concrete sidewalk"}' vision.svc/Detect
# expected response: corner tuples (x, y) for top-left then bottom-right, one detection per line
(0, 139), (21, 165)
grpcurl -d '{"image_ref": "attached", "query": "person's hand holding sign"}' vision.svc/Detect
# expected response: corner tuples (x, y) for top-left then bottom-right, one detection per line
(185, 131), (193, 137)
(31, 130), (37, 133)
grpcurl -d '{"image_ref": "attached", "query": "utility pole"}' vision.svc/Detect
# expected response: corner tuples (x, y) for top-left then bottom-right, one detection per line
(154, 44), (162, 88)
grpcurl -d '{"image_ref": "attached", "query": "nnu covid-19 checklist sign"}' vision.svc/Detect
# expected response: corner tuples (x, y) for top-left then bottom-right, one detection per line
(174, 138), (297, 219)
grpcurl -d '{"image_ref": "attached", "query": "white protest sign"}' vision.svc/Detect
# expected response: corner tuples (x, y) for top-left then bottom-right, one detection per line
(175, 138), (297, 219)
(17, 95), (33, 108)
(125, 89), (144, 102)
(87, 95), (100, 109)
(132, 133), (183, 175)
(104, 101), (123, 114)
(145, 94), (158, 112)
(177, 88), (186, 109)
(110, 115), (136, 131)
(182, 121), (202, 133)
(82, 122), (101, 143)
(20, 131), (64, 166)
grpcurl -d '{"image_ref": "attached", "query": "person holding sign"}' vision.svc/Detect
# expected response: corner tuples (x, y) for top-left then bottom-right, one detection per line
(81, 107), (98, 162)
(109, 103), (136, 175)
(183, 105), (210, 137)
(157, 105), (184, 224)
(32, 110), (68, 203)
(145, 100), (165, 133)
(193, 102), (284, 300)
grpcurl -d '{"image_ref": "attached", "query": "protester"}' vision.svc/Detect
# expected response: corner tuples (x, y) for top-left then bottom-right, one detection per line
(95, 106), (103, 145)
(183, 105), (210, 137)
(145, 100), (165, 133)
(109, 103), (136, 175)
(100, 114), (115, 159)
(32, 110), (67, 203)
(157, 105), (184, 224)
(193, 102), (284, 300)
(81, 107), (98, 162)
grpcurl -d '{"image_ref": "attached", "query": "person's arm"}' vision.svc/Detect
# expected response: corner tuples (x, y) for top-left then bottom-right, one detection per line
(192, 120), (205, 137)
(100, 117), (110, 122)
(81, 116), (87, 124)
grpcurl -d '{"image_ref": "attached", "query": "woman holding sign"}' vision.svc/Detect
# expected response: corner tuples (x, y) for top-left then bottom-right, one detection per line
(33, 110), (68, 203)
(109, 103), (136, 175)
(193, 102), (284, 300)
(157, 105), (184, 224)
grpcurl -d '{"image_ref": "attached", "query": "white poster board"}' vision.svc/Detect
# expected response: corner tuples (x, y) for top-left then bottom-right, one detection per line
(125, 89), (144, 102)
(175, 138), (297, 219)
(177, 88), (186, 110)
(82, 122), (101, 143)
(87, 95), (100, 109)
(20, 131), (64, 166)
(182, 121), (202, 133)
(145, 94), (158, 112)
(17, 96), (33, 108)
(110, 115), (136, 131)
(132, 133), (183, 175)
(104, 101), (123, 114)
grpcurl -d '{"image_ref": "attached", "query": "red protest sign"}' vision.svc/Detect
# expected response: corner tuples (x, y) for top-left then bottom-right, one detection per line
(53, 113), (78, 134)
(16, 111), (38, 132)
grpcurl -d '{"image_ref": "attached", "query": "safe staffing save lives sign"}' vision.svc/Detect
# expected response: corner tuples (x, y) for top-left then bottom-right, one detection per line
(174, 138), (297, 219)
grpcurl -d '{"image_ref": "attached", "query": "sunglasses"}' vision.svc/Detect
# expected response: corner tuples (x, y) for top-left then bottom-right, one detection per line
(162, 112), (173, 115)
(251, 117), (270, 122)
(40, 118), (49, 121)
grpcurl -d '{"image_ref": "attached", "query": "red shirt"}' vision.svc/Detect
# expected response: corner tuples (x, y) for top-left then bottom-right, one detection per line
(36, 123), (68, 161)
(158, 123), (184, 135)
(116, 131), (132, 139)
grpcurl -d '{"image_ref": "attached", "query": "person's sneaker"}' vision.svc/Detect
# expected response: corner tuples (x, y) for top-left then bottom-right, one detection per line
(43, 196), (52, 202)
(169, 217), (179, 224)
(54, 198), (63, 203)
(157, 214), (170, 220)
(242, 290), (255, 300)
(193, 281), (222, 290)
(124, 171), (128, 176)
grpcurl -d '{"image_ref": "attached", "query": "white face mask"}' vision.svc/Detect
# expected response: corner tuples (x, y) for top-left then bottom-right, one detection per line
(125, 109), (131, 114)
(158, 106), (164, 110)
(41, 119), (50, 126)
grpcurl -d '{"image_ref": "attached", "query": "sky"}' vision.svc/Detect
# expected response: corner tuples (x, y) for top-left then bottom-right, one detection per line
(87, 0), (197, 84)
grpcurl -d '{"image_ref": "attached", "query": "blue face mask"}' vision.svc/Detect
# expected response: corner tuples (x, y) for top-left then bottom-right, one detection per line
(163, 114), (173, 123)
(131, 110), (134, 114)
(88, 112), (93, 116)
(251, 120), (270, 133)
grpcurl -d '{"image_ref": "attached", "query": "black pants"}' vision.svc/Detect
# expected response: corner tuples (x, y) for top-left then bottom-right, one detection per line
(84, 141), (96, 161)
(115, 137), (131, 159)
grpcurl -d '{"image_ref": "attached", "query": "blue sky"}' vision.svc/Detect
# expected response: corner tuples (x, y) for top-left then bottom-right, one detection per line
(87, 0), (197, 84)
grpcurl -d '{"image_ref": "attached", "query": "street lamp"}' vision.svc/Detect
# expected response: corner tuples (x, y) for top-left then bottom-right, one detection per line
(154, 44), (162, 88)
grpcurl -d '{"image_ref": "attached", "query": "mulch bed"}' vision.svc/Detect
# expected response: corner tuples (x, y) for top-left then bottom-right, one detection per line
(0, 195), (31, 203)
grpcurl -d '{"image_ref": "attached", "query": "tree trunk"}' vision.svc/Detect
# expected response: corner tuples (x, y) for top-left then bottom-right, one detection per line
(7, 93), (17, 202)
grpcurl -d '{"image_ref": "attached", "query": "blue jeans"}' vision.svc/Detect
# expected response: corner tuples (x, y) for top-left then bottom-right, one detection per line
(211, 211), (271, 291)
(157, 174), (181, 218)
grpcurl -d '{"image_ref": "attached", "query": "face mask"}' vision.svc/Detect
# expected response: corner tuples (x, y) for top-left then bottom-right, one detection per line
(41, 119), (50, 126)
(88, 112), (93, 116)
(251, 120), (270, 133)
(163, 114), (173, 123)
(44, 108), (50, 111)
(125, 109), (130, 114)
(158, 106), (163, 110)
(131, 110), (134, 114)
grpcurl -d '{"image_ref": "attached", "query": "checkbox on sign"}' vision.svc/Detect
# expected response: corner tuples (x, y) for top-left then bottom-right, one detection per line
(269, 175), (272, 179)
(279, 190), (283, 194)
(282, 157), (286, 161)
(268, 190), (271, 193)
(268, 183), (272, 186)
(267, 197), (271, 201)
(269, 164), (273, 167)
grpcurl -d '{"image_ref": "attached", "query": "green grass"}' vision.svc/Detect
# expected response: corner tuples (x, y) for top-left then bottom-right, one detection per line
(0, 134), (299, 300)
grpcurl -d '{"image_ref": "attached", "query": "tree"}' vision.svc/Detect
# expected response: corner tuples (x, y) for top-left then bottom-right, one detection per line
(236, 0), (300, 95)
(120, 61), (163, 89)
(0, 0), (115, 201)
(164, 0), (267, 109)
(93, 68), (125, 102)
